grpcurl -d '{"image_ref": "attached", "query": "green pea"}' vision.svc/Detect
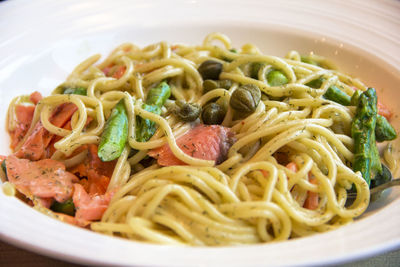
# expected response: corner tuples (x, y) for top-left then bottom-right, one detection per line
(267, 70), (288, 86)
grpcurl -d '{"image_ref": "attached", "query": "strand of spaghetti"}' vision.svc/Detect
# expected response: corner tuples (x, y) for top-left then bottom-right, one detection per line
(67, 54), (101, 81)
(229, 119), (332, 157)
(134, 58), (202, 89)
(220, 72), (325, 97)
(225, 54), (296, 83)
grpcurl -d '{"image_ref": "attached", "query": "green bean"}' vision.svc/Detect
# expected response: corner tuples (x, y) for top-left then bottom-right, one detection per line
(98, 99), (128, 161)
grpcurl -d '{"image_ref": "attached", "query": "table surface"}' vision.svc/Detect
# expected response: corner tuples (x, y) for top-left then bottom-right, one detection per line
(1, 239), (399, 267)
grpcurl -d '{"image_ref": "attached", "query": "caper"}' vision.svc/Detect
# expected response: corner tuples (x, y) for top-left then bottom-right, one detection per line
(230, 84), (261, 114)
(198, 60), (223, 80)
(250, 62), (264, 79)
(203, 79), (233, 93)
(173, 100), (202, 122)
(267, 70), (288, 86)
(202, 102), (226, 125)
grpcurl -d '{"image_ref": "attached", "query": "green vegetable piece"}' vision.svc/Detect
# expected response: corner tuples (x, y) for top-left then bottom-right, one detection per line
(323, 85), (351, 106)
(230, 84), (261, 114)
(50, 199), (75, 216)
(375, 115), (397, 142)
(370, 164), (392, 201)
(250, 62), (264, 79)
(301, 56), (319, 66)
(202, 102), (226, 125)
(135, 82), (171, 142)
(63, 87), (87, 96)
(351, 88), (382, 185)
(2, 160), (7, 180)
(267, 70), (288, 86)
(203, 79), (232, 93)
(135, 104), (161, 142)
(305, 77), (324, 89)
(351, 90), (362, 106)
(351, 90), (396, 142)
(173, 100), (202, 122)
(98, 99), (129, 161)
(146, 81), (171, 107)
(198, 60), (223, 80)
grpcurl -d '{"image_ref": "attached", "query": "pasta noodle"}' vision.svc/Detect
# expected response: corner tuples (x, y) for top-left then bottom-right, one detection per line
(3, 33), (397, 246)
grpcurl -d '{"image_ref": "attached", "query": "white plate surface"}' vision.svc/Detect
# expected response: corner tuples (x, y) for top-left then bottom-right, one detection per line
(0, 0), (399, 266)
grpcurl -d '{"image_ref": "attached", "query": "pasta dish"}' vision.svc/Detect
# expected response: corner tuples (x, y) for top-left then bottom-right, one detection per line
(1, 33), (397, 246)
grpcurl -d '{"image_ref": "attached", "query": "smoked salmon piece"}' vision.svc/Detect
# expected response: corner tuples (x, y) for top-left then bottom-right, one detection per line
(9, 105), (36, 149)
(29, 91), (43, 105)
(14, 103), (77, 160)
(303, 175), (319, 210)
(5, 155), (79, 205)
(148, 124), (235, 166)
(72, 183), (115, 221)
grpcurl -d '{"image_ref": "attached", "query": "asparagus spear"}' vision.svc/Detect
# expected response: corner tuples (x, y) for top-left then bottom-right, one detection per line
(98, 99), (128, 161)
(306, 78), (351, 105)
(135, 81), (171, 142)
(375, 115), (397, 142)
(50, 199), (75, 216)
(323, 85), (351, 106)
(145, 81), (171, 107)
(307, 78), (397, 142)
(351, 88), (382, 185)
(63, 87), (87, 96)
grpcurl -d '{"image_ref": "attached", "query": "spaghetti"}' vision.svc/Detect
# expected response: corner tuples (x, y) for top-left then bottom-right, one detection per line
(2, 33), (397, 246)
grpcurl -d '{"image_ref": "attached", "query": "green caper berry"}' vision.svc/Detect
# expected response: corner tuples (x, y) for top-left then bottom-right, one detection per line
(202, 103), (225, 125)
(203, 80), (219, 93)
(230, 84), (261, 113)
(198, 60), (223, 80)
(174, 100), (201, 122)
(203, 79), (232, 94)
(250, 62), (265, 79)
(218, 79), (232, 89)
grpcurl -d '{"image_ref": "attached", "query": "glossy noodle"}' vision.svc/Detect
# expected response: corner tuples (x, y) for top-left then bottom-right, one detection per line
(5, 33), (396, 246)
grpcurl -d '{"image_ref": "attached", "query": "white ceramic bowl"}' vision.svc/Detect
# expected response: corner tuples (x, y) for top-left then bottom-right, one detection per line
(0, 0), (399, 266)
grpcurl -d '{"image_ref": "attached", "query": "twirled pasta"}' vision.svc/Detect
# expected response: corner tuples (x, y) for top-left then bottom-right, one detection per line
(6, 33), (395, 246)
